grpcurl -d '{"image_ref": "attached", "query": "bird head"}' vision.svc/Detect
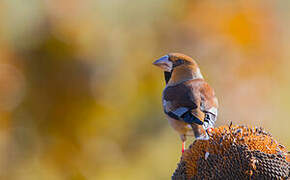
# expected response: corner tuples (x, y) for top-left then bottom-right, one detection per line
(153, 53), (203, 85)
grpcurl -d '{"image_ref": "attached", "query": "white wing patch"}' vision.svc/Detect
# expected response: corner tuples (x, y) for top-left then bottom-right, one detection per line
(171, 107), (189, 118)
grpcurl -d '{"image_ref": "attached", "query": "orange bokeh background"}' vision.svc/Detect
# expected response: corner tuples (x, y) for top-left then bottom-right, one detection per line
(0, 0), (289, 179)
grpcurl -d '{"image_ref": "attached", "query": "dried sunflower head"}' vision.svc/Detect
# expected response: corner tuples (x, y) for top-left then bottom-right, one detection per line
(172, 125), (289, 180)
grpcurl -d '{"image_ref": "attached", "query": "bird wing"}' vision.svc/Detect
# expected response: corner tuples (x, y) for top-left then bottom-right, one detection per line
(162, 79), (205, 124)
(199, 81), (218, 128)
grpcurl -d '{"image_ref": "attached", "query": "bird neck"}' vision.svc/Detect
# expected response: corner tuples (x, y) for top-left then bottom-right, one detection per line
(164, 71), (172, 84)
(167, 65), (203, 86)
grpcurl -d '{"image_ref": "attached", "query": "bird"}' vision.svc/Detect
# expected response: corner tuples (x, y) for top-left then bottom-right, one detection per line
(153, 53), (218, 153)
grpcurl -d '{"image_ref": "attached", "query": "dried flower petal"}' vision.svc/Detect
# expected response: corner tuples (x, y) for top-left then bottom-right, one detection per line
(172, 125), (289, 180)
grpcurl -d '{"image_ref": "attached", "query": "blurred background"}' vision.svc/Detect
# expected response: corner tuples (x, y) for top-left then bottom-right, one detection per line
(0, 0), (289, 179)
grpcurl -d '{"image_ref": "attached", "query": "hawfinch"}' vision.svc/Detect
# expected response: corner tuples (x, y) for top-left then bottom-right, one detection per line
(153, 53), (218, 152)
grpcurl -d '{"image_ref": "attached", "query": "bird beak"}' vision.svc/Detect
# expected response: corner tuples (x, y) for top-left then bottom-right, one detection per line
(153, 55), (172, 72)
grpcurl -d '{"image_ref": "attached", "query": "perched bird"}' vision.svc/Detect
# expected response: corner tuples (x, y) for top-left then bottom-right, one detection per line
(153, 53), (218, 153)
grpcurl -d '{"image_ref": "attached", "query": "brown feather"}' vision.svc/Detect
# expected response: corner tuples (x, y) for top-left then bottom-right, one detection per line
(156, 53), (218, 141)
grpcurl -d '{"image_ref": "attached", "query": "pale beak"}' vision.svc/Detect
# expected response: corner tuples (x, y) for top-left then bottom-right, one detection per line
(152, 55), (172, 72)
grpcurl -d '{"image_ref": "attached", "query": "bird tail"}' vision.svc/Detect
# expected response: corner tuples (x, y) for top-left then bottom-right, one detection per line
(191, 124), (207, 139)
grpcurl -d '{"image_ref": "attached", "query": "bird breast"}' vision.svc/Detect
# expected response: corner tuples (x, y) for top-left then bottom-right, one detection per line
(166, 114), (194, 136)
